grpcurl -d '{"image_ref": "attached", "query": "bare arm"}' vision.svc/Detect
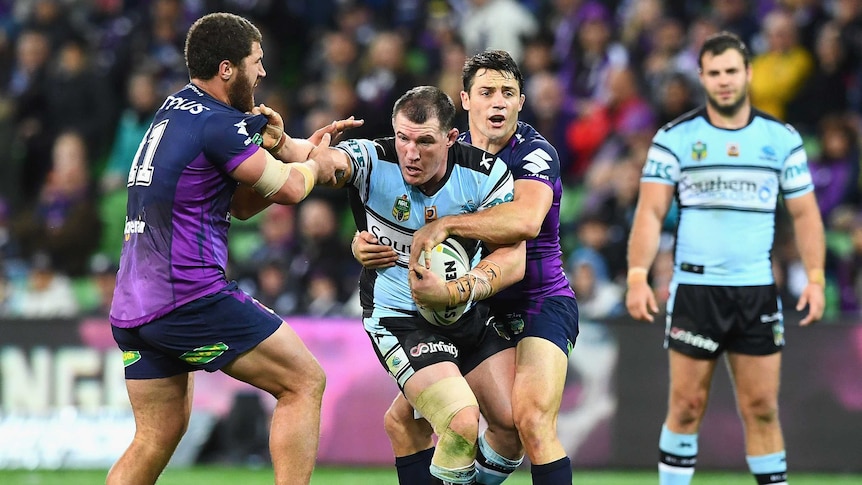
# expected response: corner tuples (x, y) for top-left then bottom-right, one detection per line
(625, 182), (674, 322)
(784, 192), (826, 325)
(409, 178), (552, 269)
(409, 240), (526, 309)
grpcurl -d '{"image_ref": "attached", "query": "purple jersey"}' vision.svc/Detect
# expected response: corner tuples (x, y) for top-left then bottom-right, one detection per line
(459, 122), (574, 302)
(110, 83), (269, 328)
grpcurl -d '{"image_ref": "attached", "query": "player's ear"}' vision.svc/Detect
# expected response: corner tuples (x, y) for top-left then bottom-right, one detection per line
(219, 60), (232, 80)
(446, 128), (459, 146)
(460, 90), (470, 111)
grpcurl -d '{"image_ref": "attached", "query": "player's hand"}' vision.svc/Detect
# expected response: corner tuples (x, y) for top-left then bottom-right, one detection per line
(309, 116), (364, 146)
(352, 231), (399, 269)
(307, 133), (345, 185)
(409, 219), (451, 270)
(626, 281), (659, 323)
(409, 265), (450, 309)
(252, 104), (285, 150)
(796, 282), (825, 326)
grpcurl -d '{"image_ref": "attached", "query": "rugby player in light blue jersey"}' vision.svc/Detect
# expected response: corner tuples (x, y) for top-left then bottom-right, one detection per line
(311, 85), (527, 485)
(355, 50), (579, 485)
(625, 31), (825, 485)
(108, 12), (361, 485)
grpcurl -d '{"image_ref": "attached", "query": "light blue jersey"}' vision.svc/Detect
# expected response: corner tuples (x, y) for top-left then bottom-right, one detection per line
(642, 108), (813, 286)
(337, 137), (514, 319)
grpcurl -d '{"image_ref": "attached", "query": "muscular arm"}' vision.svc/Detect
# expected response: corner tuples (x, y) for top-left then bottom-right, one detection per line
(625, 182), (674, 322)
(410, 240), (526, 309)
(409, 179), (551, 269)
(784, 191), (826, 325)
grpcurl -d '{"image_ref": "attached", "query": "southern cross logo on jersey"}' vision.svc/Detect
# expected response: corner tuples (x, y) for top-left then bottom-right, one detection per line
(392, 194), (410, 222)
(522, 148), (552, 180)
(691, 141), (707, 161)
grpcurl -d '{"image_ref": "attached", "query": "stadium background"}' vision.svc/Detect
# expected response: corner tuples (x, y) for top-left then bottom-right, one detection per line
(0, 0), (860, 482)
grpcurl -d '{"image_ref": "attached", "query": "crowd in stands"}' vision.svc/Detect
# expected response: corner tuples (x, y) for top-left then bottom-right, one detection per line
(0, 0), (860, 321)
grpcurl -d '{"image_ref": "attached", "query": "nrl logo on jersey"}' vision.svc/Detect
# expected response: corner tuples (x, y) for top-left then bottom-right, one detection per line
(392, 194), (410, 222)
(691, 141), (707, 161)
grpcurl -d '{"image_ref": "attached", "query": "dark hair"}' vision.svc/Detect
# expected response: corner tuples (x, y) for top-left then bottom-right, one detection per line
(392, 86), (457, 131)
(698, 31), (751, 69)
(185, 13), (262, 80)
(462, 49), (525, 93)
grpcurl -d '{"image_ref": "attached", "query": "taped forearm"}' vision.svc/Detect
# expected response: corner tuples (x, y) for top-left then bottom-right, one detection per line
(252, 152), (316, 200)
(444, 260), (503, 307)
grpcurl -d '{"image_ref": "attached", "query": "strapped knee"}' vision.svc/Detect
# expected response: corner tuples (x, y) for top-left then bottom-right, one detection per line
(414, 376), (479, 468)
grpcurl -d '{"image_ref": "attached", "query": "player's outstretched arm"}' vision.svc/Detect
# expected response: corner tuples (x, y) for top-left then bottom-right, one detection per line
(625, 182), (674, 323)
(351, 231), (399, 270)
(253, 103), (363, 162)
(785, 192), (826, 325)
(409, 241), (526, 310)
(409, 179), (551, 269)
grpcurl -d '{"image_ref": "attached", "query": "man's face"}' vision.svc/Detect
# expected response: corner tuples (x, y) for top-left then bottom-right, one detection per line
(699, 49), (750, 117)
(227, 41), (265, 112)
(392, 112), (455, 190)
(461, 68), (524, 144)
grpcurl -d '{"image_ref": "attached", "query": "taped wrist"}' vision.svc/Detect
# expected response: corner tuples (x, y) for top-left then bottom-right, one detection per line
(267, 126), (286, 154)
(288, 162), (316, 198)
(807, 268), (825, 286)
(627, 267), (648, 286)
(445, 260), (502, 306)
(252, 153), (292, 198)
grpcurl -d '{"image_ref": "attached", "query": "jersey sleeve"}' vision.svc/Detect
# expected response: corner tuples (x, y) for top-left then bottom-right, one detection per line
(778, 125), (813, 199)
(641, 128), (681, 185)
(478, 157), (515, 210)
(201, 112), (269, 173)
(510, 138), (560, 188)
(335, 137), (380, 200)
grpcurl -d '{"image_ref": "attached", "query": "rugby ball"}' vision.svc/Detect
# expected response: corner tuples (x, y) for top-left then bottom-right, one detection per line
(416, 237), (473, 326)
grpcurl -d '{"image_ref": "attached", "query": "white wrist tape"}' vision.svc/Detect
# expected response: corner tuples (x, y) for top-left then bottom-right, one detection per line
(252, 152), (292, 198)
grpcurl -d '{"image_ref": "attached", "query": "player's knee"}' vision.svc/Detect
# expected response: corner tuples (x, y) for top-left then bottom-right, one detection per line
(739, 397), (779, 425)
(383, 402), (432, 441)
(513, 398), (554, 437)
(669, 391), (708, 425)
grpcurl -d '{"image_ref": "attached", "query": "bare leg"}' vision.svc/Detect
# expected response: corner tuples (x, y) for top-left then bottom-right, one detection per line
(466, 348), (521, 459)
(222, 323), (326, 485)
(106, 373), (193, 485)
(665, 350), (717, 433)
(725, 352), (784, 455)
(384, 392), (434, 456)
(511, 337), (568, 464)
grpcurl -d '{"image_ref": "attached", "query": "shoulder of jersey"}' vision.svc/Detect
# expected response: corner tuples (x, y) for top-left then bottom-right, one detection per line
(660, 107), (706, 133)
(370, 137), (399, 164)
(452, 142), (497, 175)
(751, 108), (799, 135)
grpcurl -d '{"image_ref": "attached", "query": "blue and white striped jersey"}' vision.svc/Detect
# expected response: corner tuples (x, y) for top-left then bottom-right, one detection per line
(642, 108), (813, 286)
(337, 137), (514, 318)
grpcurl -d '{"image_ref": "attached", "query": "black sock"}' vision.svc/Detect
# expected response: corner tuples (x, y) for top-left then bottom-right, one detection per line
(530, 456), (572, 485)
(395, 447), (435, 485)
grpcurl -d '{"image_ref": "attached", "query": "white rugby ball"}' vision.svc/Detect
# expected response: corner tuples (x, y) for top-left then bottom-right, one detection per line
(416, 237), (473, 326)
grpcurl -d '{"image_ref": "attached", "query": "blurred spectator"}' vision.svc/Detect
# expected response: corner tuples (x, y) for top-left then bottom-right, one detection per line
(521, 70), (576, 179)
(520, 31), (558, 80)
(253, 257), (300, 317)
(4, 251), (79, 318)
(8, 28), (52, 201)
(786, 21), (852, 133)
(749, 8), (814, 120)
(354, 30), (417, 138)
(653, 72), (699, 126)
(809, 114), (861, 220)
(640, 16), (690, 103)
(567, 247), (624, 319)
(459, 0), (539, 63)
(305, 271), (346, 317)
(712, 0), (761, 48)
(565, 65), (655, 181)
(246, 204), (297, 270)
(101, 69), (160, 193)
(833, 0), (862, 112)
(618, 0), (666, 67)
(12, 131), (102, 277)
(433, 38), (469, 131)
(557, 2), (629, 118)
(86, 252), (118, 317)
(297, 30), (360, 116)
(44, 35), (114, 163)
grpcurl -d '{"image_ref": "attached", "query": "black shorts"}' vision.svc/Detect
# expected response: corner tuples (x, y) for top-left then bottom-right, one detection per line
(364, 303), (515, 389)
(665, 283), (784, 359)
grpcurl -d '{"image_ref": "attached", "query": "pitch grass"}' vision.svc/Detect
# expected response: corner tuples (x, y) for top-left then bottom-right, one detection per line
(2, 467), (861, 484)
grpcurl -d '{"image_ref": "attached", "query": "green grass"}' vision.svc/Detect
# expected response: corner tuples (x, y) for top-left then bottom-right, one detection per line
(1, 467), (861, 485)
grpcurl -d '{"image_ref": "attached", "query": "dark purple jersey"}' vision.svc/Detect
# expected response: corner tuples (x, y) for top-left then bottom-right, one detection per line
(460, 122), (574, 302)
(110, 83), (269, 328)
